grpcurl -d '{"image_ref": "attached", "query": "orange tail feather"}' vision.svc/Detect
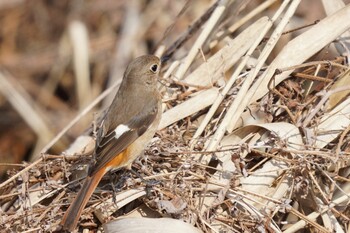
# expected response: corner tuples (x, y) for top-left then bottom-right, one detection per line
(61, 168), (106, 231)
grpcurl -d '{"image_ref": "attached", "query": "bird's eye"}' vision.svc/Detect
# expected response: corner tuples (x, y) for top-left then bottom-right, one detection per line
(150, 64), (159, 73)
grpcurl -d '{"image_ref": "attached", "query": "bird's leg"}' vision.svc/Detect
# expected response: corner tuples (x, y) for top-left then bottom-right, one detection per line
(109, 170), (128, 205)
(129, 169), (160, 196)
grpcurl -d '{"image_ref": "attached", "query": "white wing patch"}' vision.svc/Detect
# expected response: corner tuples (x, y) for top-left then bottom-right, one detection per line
(114, 124), (130, 139)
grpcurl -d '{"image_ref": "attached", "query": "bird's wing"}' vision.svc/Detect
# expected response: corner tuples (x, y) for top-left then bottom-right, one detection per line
(88, 104), (159, 176)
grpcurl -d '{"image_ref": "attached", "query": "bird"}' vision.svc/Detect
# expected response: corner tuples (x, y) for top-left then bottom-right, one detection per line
(61, 55), (162, 231)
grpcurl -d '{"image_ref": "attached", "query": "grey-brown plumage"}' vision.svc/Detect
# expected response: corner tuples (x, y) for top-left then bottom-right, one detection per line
(91, 55), (162, 175)
(61, 55), (162, 231)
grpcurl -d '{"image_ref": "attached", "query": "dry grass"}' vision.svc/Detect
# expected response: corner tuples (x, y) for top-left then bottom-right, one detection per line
(1, 0), (350, 232)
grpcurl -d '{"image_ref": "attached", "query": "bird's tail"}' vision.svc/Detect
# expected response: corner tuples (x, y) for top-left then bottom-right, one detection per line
(61, 168), (105, 231)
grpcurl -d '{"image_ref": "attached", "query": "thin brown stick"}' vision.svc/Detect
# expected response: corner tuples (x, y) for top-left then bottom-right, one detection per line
(0, 158), (42, 190)
(162, 0), (220, 59)
(293, 72), (333, 83)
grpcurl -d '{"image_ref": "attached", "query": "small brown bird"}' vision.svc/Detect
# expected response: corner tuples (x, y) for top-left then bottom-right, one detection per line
(61, 55), (162, 231)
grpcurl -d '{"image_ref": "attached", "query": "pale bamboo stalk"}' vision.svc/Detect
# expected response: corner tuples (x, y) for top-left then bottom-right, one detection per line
(158, 88), (219, 130)
(69, 20), (91, 109)
(190, 17), (269, 145)
(0, 71), (59, 160)
(174, 0), (233, 80)
(200, 3), (298, 227)
(206, 0), (296, 151)
(227, 0), (277, 34)
(282, 192), (350, 233)
(321, 0), (346, 17)
(104, 0), (141, 108)
(225, 0), (301, 133)
(249, 4), (350, 105)
(321, 0), (350, 56)
(184, 16), (270, 88)
(210, 0), (277, 48)
(163, 60), (180, 79)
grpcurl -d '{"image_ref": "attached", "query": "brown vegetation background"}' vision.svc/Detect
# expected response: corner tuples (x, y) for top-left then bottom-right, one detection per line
(1, 0), (350, 232)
